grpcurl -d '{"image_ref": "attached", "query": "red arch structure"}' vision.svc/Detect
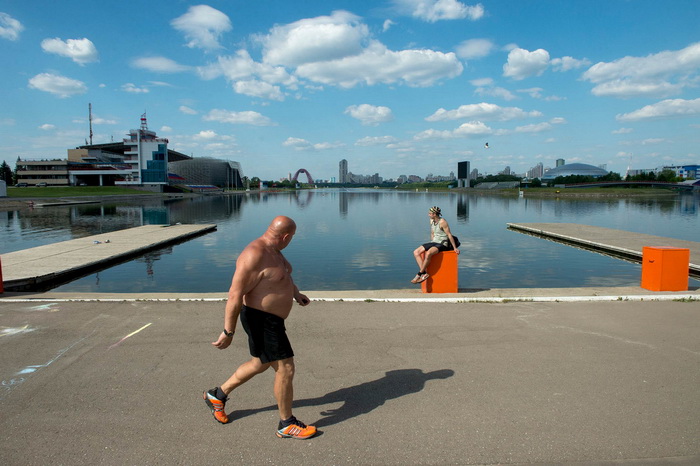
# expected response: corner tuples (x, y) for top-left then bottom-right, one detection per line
(292, 168), (314, 184)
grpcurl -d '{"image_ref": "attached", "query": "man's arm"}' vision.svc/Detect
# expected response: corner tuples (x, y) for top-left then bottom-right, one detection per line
(212, 246), (263, 349)
(285, 257), (310, 306)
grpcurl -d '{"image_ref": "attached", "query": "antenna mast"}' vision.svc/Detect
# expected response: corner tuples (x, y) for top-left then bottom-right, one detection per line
(88, 103), (93, 145)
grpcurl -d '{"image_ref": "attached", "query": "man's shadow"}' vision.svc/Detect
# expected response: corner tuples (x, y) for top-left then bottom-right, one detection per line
(229, 368), (454, 428)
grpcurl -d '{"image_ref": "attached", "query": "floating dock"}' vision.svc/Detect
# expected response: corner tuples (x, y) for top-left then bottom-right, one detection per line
(1, 224), (216, 291)
(507, 223), (700, 279)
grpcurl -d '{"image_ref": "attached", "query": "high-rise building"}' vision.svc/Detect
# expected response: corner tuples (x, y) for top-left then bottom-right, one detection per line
(339, 159), (348, 183)
(556, 158), (565, 167)
(458, 161), (470, 187)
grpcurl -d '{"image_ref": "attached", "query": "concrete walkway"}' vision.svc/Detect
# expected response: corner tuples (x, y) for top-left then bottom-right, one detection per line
(1, 291), (698, 465)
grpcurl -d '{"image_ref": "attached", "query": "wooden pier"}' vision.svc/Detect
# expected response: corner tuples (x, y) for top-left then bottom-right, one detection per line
(1, 224), (216, 291)
(507, 223), (700, 279)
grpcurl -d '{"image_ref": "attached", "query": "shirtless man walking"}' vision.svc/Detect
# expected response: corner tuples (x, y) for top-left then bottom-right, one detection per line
(203, 216), (316, 440)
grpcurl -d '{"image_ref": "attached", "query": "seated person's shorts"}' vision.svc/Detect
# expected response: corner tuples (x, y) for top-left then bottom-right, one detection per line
(240, 305), (294, 364)
(422, 241), (453, 252)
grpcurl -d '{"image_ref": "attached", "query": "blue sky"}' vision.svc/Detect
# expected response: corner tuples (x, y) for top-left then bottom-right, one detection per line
(1, 0), (699, 181)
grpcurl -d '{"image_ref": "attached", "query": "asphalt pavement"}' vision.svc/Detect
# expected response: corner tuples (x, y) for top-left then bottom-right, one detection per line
(1, 290), (699, 465)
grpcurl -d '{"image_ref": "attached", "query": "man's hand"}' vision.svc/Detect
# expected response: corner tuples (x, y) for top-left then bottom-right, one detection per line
(212, 332), (233, 349)
(295, 293), (311, 306)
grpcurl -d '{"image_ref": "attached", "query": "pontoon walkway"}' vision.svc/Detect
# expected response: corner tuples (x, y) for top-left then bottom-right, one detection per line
(507, 222), (700, 279)
(1, 224), (216, 291)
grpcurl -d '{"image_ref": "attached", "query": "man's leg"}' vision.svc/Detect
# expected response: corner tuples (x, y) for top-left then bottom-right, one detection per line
(204, 357), (270, 424)
(270, 357), (295, 420)
(221, 357), (271, 395)
(271, 357), (317, 439)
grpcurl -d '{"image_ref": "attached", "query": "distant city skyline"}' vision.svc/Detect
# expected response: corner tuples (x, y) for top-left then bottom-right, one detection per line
(1, 1), (698, 181)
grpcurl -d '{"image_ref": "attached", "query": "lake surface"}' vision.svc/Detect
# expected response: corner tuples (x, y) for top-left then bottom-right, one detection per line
(1, 189), (698, 292)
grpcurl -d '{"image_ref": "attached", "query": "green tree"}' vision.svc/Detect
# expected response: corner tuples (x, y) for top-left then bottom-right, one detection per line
(1, 161), (12, 185)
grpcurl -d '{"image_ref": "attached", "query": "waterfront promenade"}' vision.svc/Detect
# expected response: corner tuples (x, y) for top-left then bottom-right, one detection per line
(1, 288), (698, 465)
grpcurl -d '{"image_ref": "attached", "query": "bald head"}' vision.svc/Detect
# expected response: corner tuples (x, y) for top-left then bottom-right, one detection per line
(268, 216), (296, 236)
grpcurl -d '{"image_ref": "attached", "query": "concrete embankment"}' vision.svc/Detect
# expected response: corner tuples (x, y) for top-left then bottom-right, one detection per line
(0, 297), (698, 465)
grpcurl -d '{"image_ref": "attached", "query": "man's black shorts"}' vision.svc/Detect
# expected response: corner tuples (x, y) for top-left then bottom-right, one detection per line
(240, 305), (294, 364)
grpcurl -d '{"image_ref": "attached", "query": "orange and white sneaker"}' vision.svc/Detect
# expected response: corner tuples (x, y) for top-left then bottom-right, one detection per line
(203, 388), (229, 424)
(276, 416), (317, 439)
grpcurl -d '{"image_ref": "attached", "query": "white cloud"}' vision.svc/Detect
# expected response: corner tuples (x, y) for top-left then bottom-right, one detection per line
(503, 48), (550, 80)
(583, 42), (700, 98)
(171, 5), (231, 51)
(28, 73), (87, 98)
(296, 40), (463, 88)
(39, 124), (55, 130)
(616, 98), (700, 121)
(474, 85), (516, 101)
(132, 56), (191, 73)
(283, 137), (342, 151)
(193, 130), (219, 140)
(345, 104), (393, 126)
(612, 128), (633, 134)
(41, 38), (98, 65)
(415, 120), (492, 140)
(198, 50), (296, 88)
(160, 126), (172, 132)
(355, 135), (398, 146)
(394, 0), (485, 22)
(92, 117), (117, 124)
(0, 12), (23, 41)
(204, 109), (276, 126)
(550, 56), (590, 72)
(233, 80), (285, 101)
(453, 120), (492, 136)
(456, 38), (495, 59)
(262, 11), (367, 67)
(383, 19), (396, 32)
(514, 122), (552, 133)
(179, 106), (198, 115)
(121, 83), (149, 93)
(426, 102), (541, 121)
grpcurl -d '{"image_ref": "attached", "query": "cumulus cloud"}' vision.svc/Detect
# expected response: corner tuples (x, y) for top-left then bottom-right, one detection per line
(474, 84), (516, 101)
(503, 48), (550, 80)
(171, 5), (231, 51)
(198, 50), (296, 87)
(514, 122), (552, 133)
(41, 38), (98, 65)
(426, 102), (541, 121)
(233, 79), (285, 101)
(616, 98), (700, 121)
(179, 106), (198, 115)
(132, 56), (192, 73)
(283, 137), (343, 151)
(345, 104), (393, 126)
(583, 42), (700, 98)
(383, 19), (396, 32)
(262, 11), (368, 67)
(355, 135), (398, 146)
(415, 120), (492, 139)
(28, 73), (87, 98)
(296, 40), (463, 88)
(204, 109), (276, 126)
(394, 0), (485, 22)
(550, 56), (590, 72)
(121, 83), (149, 93)
(0, 12), (23, 41)
(39, 124), (55, 130)
(456, 38), (495, 59)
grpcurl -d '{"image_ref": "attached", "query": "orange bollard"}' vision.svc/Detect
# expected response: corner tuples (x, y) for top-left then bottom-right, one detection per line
(421, 250), (459, 293)
(640, 247), (689, 292)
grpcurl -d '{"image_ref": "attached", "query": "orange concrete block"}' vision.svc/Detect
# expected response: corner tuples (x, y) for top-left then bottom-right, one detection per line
(421, 251), (458, 293)
(640, 247), (689, 292)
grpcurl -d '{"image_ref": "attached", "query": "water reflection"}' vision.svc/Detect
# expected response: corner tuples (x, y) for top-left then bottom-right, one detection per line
(1, 190), (698, 292)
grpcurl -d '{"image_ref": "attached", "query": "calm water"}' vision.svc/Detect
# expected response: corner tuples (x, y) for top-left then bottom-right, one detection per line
(1, 189), (698, 292)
